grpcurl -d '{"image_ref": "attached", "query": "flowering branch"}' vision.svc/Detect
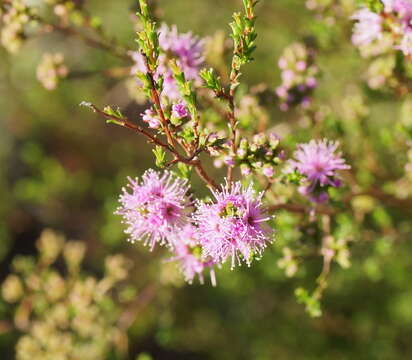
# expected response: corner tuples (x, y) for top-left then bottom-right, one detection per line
(6, 0), (407, 321)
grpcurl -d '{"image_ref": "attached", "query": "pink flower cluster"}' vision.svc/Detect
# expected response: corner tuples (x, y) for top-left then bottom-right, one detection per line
(289, 139), (350, 203)
(352, 0), (412, 56)
(131, 24), (203, 130)
(276, 43), (318, 111)
(131, 23), (204, 101)
(117, 171), (273, 284)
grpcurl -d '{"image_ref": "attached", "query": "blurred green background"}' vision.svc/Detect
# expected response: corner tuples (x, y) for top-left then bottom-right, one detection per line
(2, 0), (412, 359)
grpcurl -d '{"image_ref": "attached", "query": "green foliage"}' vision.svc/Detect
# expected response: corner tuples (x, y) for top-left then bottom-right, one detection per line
(170, 59), (197, 118)
(103, 106), (125, 125)
(136, 0), (160, 72)
(152, 145), (167, 168)
(364, 0), (384, 13)
(295, 287), (322, 318)
(229, 0), (258, 93)
(200, 68), (224, 95)
(2, 230), (132, 360)
(177, 163), (192, 179)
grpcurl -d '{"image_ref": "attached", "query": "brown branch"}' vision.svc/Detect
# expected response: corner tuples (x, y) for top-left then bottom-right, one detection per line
(226, 93), (238, 186)
(87, 104), (175, 152)
(140, 56), (177, 149)
(314, 216), (333, 300)
(194, 162), (218, 190)
(86, 104), (219, 190)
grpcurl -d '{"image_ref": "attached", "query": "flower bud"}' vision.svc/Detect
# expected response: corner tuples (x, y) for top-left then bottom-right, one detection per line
(64, 241), (86, 272)
(37, 229), (64, 265)
(2, 274), (24, 303)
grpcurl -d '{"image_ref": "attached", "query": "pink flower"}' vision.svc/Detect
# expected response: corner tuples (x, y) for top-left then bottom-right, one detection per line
(168, 224), (216, 285)
(141, 108), (161, 129)
(116, 170), (191, 249)
(241, 164), (252, 176)
(276, 86), (288, 98)
(306, 77), (317, 88)
(262, 165), (274, 178)
(276, 43), (318, 111)
(131, 24), (205, 101)
(296, 61), (307, 71)
(193, 181), (273, 269)
(289, 139), (350, 203)
(172, 102), (189, 118)
(159, 24), (204, 81)
(351, 8), (382, 46)
(393, 0), (412, 18)
(399, 31), (412, 55)
(224, 156), (236, 167)
(382, 0), (395, 12)
(281, 69), (295, 86)
(280, 103), (289, 112)
(130, 50), (148, 75)
(278, 57), (288, 69)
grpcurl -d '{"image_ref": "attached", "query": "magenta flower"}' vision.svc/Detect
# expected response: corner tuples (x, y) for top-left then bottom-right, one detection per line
(172, 102), (189, 118)
(116, 170), (191, 249)
(168, 224), (216, 285)
(289, 139), (350, 203)
(193, 181), (273, 269)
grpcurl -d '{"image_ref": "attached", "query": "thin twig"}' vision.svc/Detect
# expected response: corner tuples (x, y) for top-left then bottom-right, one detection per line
(87, 104), (219, 190)
(38, 20), (132, 61)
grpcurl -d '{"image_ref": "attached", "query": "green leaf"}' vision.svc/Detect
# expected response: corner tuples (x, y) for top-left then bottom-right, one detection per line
(152, 146), (167, 168)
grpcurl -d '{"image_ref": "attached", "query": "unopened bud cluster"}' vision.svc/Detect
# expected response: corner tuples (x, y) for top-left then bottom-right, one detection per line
(36, 52), (68, 90)
(214, 133), (283, 179)
(2, 229), (132, 360)
(0, 0), (36, 53)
